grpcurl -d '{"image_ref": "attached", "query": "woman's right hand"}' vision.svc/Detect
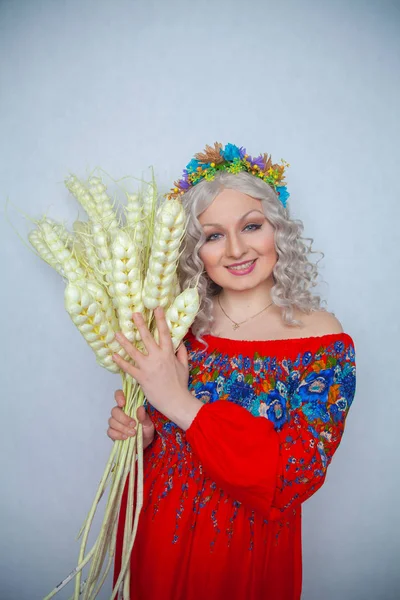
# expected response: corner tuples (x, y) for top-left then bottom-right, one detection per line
(107, 390), (156, 450)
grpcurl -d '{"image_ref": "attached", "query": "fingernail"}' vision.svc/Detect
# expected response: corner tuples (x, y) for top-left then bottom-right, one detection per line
(130, 420), (136, 427)
(115, 332), (122, 340)
(122, 434), (127, 439)
(128, 429), (136, 435)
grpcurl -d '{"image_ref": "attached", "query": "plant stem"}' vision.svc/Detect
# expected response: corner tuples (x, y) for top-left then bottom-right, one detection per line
(110, 402), (144, 600)
(43, 543), (96, 600)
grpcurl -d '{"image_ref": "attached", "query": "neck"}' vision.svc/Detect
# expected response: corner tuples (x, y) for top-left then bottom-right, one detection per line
(218, 278), (275, 317)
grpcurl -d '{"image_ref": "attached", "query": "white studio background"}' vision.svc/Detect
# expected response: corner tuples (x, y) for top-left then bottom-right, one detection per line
(0, 0), (399, 599)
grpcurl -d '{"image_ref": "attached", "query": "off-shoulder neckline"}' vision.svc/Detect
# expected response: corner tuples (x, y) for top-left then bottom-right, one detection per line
(186, 330), (354, 358)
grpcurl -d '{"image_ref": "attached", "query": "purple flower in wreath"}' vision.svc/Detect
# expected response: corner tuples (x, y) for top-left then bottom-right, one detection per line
(178, 178), (191, 189)
(266, 390), (288, 429)
(250, 154), (265, 169)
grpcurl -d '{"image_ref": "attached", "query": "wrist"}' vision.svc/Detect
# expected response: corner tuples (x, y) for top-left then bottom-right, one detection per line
(165, 390), (203, 431)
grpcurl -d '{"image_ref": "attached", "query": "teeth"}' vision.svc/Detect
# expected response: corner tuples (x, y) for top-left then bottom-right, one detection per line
(228, 260), (254, 271)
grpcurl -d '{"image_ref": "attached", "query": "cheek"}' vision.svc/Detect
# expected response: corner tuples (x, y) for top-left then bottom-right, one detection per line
(199, 244), (217, 269)
(261, 239), (277, 258)
(257, 228), (277, 258)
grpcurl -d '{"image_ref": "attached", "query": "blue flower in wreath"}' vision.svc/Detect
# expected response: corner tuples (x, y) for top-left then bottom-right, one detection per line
(186, 158), (200, 173)
(220, 143), (242, 161)
(194, 381), (219, 404)
(297, 368), (334, 404)
(276, 186), (290, 208)
(266, 390), (288, 429)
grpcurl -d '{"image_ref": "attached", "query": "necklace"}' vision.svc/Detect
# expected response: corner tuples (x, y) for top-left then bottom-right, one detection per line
(217, 295), (274, 330)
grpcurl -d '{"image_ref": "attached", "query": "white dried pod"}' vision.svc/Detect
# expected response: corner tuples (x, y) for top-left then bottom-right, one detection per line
(65, 175), (99, 222)
(71, 223), (86, 265)
(154, 287), (200, 348)
(28, 229), (66, 277)
(44, 218), (74, 250)
(64, 281), (128, 373)
(87, 175), (119, 231)
(72, 221), (105, 287)
(33, 220), (87, 282)
(142, 184), (157, 232)
(124, 192), (146, 246)
(91, 222), (116, 303)
(111, 229), (144, 342)
(66, 174), (119, 232)
(142, 198), (185, 309)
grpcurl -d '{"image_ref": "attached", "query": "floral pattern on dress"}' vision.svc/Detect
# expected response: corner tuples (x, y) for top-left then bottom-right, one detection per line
(145, 332), (356, 541)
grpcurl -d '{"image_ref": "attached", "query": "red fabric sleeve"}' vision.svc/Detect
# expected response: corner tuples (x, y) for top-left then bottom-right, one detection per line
(186, 401), (280, 516)
(186, 343), (356, 520)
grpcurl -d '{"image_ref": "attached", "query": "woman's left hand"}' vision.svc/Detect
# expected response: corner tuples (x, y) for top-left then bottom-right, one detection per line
(112, 307), (201, 429)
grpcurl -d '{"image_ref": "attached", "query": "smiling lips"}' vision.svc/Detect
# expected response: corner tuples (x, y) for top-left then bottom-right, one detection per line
(226, 259), (257, 275)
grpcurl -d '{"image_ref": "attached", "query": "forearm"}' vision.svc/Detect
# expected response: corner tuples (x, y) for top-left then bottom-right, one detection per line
(160, 390), (203, 431)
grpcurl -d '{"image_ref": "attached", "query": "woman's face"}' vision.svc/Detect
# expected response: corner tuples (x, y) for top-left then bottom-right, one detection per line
(198, 188), (278, 292)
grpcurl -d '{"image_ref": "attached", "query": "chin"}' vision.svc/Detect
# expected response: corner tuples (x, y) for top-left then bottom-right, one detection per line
(214, 274), (273, 291)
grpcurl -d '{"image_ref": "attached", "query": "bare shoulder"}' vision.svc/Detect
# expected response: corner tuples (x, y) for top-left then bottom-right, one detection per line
(295, 309), (344, 336)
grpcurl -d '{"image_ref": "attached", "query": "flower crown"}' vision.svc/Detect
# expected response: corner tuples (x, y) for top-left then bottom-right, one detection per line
(166, 142), (290, 207)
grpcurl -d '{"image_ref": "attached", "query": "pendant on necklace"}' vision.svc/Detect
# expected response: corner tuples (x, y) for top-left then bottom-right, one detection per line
(233, 323), (240, 330)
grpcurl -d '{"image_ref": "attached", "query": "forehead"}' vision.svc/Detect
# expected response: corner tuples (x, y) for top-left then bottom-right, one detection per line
(198, 189), (263, 224)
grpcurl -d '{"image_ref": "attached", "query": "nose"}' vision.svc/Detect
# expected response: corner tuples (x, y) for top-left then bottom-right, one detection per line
(225, 231), (247, 259)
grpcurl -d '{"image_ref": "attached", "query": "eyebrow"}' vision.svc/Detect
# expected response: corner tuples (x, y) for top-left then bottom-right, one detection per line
(201, 209), (265, 228)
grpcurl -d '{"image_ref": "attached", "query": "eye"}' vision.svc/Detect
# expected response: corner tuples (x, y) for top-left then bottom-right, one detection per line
(244, 223), (262, 232)
(205, 232), (222, 242)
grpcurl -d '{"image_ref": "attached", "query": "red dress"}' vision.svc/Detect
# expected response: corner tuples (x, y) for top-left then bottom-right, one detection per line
(114, 331), (356, 599)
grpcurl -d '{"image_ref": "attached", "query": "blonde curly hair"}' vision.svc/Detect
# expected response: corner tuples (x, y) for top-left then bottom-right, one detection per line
(177, 171), (325, 341)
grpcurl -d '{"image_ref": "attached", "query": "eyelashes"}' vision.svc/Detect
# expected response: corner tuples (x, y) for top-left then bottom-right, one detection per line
(204, 223), (262, 243)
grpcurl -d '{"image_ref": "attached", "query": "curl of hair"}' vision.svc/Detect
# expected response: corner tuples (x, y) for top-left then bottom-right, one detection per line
(178, 171), (324, 342)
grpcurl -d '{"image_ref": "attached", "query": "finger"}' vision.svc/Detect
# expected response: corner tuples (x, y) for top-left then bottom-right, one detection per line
(114, 389), (126, 407)
(114, 332), (143, 365)
(108, 417), (136, 437)
(154, 306), (174, 351)
(136, 405), (153, 425)
(107, 427), (130, 441)
(111, 406), (136, 428)
(176, 342), (189, 369)
(132, 312), (158, 354)
(112, 353), (141, 381)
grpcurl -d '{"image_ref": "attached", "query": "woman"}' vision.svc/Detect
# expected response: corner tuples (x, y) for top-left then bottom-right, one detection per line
(110, 143), (356, 599)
